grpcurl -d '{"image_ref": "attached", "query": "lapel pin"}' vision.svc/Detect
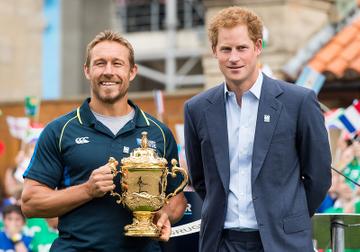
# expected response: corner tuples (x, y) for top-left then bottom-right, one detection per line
(264, 114), (271, 123)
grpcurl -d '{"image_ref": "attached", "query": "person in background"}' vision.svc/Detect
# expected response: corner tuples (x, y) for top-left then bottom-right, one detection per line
(27, 217), (58, 252)
(0, 204), (32, 252)
(323, 136), (360, 214)
(21, 30), (187, 251)
(184, 6), (331, 252)
(4, 132), (41, 204)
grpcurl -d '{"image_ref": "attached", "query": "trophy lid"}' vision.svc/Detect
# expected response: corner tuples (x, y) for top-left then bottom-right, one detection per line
(121, 131), (167, 167)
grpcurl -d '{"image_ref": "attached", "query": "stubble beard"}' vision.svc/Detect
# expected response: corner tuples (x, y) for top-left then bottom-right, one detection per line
(93, 82), (129, 105)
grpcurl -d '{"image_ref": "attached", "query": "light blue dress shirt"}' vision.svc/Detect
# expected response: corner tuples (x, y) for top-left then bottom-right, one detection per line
(224, 72), (263, 230)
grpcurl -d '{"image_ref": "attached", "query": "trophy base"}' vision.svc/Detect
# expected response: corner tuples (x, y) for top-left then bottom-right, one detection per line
(124, 211), (160, 237)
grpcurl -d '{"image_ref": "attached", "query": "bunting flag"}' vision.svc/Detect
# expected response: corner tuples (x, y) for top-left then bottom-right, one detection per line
(23, 125), (44, 144)
(338, 100), (360, 135)
(6, 116), (30, 140)
(324, 108), (344, 130)
(25, 96), (40, 118)
(296, 66), (325, 94)
(154, 90), (165, 115)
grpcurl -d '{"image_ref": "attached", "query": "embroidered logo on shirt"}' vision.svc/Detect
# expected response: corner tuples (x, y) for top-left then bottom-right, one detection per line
(136, 138), (156, 148)
(123, 146), (130, 154)
(75, 137), (90, 144)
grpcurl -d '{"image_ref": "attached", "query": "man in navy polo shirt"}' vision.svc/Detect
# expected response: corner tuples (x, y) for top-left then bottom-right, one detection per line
(21, 30), (187, 251)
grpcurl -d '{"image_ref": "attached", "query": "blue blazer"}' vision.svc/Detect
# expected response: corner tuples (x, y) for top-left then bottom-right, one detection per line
(184, 75), (332, 252)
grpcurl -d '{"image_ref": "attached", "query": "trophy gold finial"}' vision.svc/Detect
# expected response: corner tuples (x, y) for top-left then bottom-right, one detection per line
(141, 131), (148, 148)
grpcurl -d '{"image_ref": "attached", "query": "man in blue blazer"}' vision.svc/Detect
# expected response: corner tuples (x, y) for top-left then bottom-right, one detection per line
(184, 6), (331, 252)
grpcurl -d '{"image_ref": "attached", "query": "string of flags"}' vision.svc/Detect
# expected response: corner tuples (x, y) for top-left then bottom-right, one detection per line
(295, 65), (359, 139)
(4, 96), (43, 148)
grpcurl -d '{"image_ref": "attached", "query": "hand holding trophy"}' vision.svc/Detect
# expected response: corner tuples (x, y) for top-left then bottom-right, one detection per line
(108, 131), (188, 237)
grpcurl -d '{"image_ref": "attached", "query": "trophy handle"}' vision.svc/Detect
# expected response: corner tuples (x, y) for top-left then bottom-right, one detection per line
(165, 159), (188, 201)
(108, 157), (123, 204)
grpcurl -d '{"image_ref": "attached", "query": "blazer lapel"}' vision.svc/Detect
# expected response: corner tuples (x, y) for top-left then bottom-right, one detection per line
(205, 84), (230, 193)
(252, 76), (283, 184)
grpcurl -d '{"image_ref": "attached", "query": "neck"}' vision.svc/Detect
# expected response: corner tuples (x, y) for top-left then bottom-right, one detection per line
(226, 69), (259, 102)
(89, 95), (132, 116)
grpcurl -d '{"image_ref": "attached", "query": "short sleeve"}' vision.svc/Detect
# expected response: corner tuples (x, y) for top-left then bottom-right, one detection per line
(23, 124), (64, 189)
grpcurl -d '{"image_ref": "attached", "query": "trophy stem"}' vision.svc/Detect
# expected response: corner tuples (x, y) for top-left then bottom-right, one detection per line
(124, 211), (160, 237)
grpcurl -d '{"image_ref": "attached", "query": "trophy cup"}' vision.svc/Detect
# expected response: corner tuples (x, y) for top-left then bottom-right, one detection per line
(108, 131), (188, 237)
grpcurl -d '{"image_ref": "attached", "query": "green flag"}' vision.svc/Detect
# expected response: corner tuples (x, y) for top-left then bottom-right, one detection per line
(25, 96), (40, 118)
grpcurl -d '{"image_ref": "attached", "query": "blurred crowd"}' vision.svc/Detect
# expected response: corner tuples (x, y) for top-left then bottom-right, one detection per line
(317, 131), (360, 214)
(0, 133), (58, 252)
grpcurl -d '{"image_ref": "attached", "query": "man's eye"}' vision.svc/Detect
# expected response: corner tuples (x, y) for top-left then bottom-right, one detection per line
(221, 48), (231, 52)
(95, 62), (105, 66)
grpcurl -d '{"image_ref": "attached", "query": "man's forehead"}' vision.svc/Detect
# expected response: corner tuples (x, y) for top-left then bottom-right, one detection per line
(90, 42), (129, 61)
(91, 41), (129, 55)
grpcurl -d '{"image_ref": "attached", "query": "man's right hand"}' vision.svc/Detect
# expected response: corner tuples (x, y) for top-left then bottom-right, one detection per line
(86, 163), (116, 198)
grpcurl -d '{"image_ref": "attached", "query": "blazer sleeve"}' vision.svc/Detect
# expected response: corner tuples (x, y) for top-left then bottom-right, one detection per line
(297, 90), (332, 216)
(184, 101), (206, 200)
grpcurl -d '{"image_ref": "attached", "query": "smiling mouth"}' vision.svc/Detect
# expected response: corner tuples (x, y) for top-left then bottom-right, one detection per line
(99, 81), (120, 86)
(227, 66), (244, 70)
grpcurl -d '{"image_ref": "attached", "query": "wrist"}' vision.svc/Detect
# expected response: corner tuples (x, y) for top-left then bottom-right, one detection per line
(82, 181), (94, 199)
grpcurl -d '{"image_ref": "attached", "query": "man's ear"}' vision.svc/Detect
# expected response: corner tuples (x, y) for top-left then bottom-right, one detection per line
(84, 64), (90, 80)
(255, 39), (263, 55)
(129, 64), (138, 81)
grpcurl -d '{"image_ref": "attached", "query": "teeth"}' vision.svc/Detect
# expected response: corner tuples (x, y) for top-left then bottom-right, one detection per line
(100, 82), (117, 86)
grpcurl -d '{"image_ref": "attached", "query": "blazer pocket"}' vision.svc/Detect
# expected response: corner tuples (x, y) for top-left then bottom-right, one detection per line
(283, 212), (311, 234)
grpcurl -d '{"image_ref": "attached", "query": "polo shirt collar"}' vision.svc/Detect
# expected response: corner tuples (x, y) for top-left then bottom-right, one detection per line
(77, 98), (150, 128)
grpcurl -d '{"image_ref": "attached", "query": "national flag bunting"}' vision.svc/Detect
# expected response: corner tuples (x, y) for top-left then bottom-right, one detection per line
(338, 100), (360, 135)
(23, 125), (44, 144)
(154, 90), (165, 115)
(296, 66), (326, 94)
(25, 96), (40, 117)
(6, 116), (30, 140)
(324, 108), (344, 130)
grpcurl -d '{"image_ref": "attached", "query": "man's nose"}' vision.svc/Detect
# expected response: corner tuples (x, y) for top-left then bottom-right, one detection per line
(103, 62), (114, 75)
(229, 50), (240, 62)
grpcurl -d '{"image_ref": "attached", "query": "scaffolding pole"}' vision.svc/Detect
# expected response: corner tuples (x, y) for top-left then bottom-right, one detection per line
(165, 0), (177, 91)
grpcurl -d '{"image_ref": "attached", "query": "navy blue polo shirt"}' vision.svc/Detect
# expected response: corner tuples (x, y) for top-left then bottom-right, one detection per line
(24, 98), (182, 252)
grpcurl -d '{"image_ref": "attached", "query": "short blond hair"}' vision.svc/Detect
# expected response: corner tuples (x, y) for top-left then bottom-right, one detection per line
(85, 30), (135, 68)
(208, 6), (263, 49)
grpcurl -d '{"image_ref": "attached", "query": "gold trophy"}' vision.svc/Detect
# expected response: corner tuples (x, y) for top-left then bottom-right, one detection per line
(108, 131), (188, 237)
